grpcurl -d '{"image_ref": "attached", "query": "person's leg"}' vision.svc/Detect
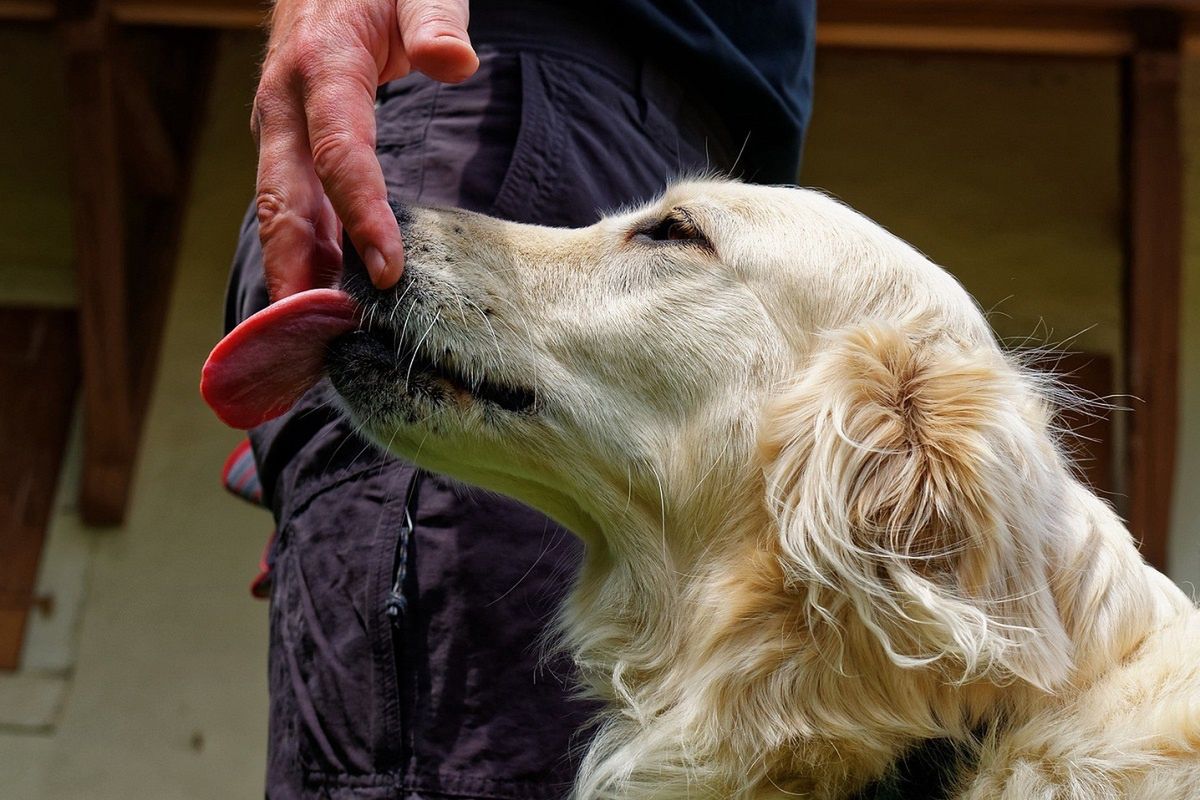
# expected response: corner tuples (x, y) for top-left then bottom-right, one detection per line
(226, 46), (728, 799)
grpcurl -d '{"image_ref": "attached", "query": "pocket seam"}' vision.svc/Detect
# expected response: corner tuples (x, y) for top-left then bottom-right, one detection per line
(490, 52), (554, 220)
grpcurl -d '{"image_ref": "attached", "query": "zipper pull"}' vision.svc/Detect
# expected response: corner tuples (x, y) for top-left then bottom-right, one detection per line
(385, 507), (414, 628)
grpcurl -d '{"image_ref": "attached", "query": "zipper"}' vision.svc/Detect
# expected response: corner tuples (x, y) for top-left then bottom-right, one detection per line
(384, 506), (414, 627)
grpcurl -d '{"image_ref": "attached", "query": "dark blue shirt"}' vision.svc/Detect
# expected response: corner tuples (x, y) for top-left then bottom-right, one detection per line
(601, 0), (815, 180)
(473, 0), (816, 182)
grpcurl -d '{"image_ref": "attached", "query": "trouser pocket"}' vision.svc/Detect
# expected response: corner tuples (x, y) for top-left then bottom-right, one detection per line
(267, 460), (419, 783)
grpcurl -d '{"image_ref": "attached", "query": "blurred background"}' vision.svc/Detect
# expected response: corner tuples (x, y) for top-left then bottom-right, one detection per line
(1, 1), (1198, 796)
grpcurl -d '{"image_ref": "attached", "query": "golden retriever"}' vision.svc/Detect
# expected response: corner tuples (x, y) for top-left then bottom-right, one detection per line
(322, 180), (1200, 798)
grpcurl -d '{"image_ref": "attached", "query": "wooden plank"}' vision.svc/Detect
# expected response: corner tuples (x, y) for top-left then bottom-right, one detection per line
(816, 1), (1200, 57)
(122, 28), (219, 420)
(0, 0), (53, 21)
(51, 8), (219, 527)
(0, 0), (263, 25)
(818, 4), (1136, 57)
(1121, 9), (1183, 571)
(113, 0), (264, 28)
(1046, 352), (1117, 498)
(818, 23), (1133, 57)
(116, 49), (180, 198)
(59, 0), (136, 525)
(0, 309), (79, 669)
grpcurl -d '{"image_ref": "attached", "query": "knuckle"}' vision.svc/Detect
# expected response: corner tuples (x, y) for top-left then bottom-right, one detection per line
(290, 38), (335, 84)
(256, 43), (299, 90)
(254, 190), (285, 229)
(309, 130), (362, 183)
(252, 75), (291, 130)
(285, 11), (333, 54)
(258, 39), (328, 101)
(255, 64), (288, 99)
(254, 190), (302, 237)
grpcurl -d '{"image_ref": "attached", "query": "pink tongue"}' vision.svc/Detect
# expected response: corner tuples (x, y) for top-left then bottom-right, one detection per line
(201, 288), (358, 429)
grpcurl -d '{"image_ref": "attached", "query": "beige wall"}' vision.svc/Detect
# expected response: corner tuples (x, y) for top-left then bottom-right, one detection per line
(0, 37), (1195, 588)
(802, 50), (1200, 593)
(802, 53), (1124, 359)
(0, 30), (73, 306)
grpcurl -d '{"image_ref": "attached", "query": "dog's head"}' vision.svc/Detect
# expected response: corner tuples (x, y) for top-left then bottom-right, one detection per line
(330, 179), (1074, 688)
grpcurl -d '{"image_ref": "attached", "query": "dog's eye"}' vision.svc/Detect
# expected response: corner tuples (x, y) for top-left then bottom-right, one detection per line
(647, 217), (697, 242)
(637, 209), (709, 247)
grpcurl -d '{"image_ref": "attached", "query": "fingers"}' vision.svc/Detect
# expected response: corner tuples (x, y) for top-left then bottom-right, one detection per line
(302, 57), (405, 289)
(252, 0), (478, 298)
(396, 0), (478, 83)
(254, 89), (344, 301)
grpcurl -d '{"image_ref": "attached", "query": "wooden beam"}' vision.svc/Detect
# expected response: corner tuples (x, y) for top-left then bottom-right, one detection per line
(815, 1), (1200, 57)
(0, 0), (265, 26)
(113, 0), (264, 28)
(116, 49), (180, 198)
(0, 309), (78, 669)
(59, 0), (137, 525)
(122, 29), (219, 420)
(817, 24), (1133, 57)
(53, 3), (218, 527)
(0, 0), (54, 21)
(818, 20), (1133, 57)
(818, 2), (1132, 56)
(1121, 9), (1183, 571)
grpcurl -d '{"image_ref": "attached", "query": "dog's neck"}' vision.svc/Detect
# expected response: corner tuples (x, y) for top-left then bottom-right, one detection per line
(560, 476), (1184, 799)
(562, 487), (950, 797)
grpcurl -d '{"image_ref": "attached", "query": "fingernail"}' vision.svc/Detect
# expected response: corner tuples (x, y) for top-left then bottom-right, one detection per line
(363, 246), (388, 284)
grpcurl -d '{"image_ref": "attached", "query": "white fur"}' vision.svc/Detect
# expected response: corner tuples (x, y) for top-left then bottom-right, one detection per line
(336, 180), (1200, 798)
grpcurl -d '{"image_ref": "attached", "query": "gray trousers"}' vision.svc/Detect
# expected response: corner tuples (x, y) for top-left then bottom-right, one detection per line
(226, 43), (737, 799)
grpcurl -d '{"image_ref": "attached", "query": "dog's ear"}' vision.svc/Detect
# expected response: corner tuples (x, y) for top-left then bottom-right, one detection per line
(760, 322), (1073, 689)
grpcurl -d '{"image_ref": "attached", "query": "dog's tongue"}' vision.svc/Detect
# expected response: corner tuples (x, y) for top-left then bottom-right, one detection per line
(201, 288), (358, 429)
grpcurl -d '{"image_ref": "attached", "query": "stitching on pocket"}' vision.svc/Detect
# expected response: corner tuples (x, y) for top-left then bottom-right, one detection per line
(412, 82), (442, 202)
(281, 461), (395, 523)
(490, 52), (554, 220)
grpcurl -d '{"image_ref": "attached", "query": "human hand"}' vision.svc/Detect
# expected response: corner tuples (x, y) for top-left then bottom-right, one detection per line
(252, 0), (478, 299)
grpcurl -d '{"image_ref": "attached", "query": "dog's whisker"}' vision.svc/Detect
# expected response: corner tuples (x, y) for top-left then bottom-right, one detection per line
(385, 278), (418, 328)
(403, 311), (441, 392)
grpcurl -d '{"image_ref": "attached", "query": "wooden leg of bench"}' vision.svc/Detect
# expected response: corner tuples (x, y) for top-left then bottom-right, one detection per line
(0, 310), (79, 669)
(1122, 9), (1183, 571)
(60, 4), (137, 525)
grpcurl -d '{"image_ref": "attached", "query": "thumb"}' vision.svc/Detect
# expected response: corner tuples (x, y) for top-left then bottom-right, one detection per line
(396, 0), (479, 84)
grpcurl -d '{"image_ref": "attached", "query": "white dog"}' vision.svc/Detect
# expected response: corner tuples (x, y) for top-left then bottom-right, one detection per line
(319, 180), (1200, 798)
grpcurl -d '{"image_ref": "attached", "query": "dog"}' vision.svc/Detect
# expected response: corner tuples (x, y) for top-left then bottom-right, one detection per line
(325, 180), (1200, 798)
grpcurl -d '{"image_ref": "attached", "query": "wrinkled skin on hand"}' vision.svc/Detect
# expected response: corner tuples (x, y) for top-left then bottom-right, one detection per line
(252, 0), (478, 300)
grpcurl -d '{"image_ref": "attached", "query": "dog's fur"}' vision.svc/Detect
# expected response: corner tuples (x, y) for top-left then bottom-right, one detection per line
(330, 180), (1200, 798)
